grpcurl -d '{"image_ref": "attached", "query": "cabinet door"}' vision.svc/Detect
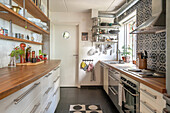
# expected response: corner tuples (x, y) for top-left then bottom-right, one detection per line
(103, 67), (108, 94)
(140, 83), (166, 113)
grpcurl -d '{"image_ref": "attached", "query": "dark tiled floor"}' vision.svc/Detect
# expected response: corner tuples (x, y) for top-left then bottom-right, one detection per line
(55, 87), (119, 113)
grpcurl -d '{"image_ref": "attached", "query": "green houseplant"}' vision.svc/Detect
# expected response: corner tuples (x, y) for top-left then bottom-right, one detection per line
(9, 46), (24, 67)
(121, 45), (132, 62)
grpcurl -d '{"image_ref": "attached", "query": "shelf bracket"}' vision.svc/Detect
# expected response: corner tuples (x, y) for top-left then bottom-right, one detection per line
(9, 0), (12, 6)
(47, 0), (49, 18)
(9, 20), (13, 37)
(23, 0), (25, 18)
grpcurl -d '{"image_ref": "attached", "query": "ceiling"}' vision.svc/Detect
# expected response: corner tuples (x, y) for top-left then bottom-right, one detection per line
(49, 0), (126, 13)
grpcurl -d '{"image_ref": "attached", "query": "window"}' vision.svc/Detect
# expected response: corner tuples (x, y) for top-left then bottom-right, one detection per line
(119, 11), (137, 62)
(63, 31), (70, 39)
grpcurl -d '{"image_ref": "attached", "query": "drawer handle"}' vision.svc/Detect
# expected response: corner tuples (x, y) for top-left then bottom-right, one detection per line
(122, 86), (139, 97)
(100, 64), (105, 67)
(141, 100), (157, 113)
(30, 102), (40, 113)
(45, 87), (52, 95)
(140, 89), (157, 99)
(44, 101), (52, 111)
(53, 76), (60, 83)
(109, 75), (120, 82)
(115, 72), (120, 74)
(109, 87), (116, 95)
(45, 72), (52, 78)
(14, 82), (40, 104)
(163, 108), (170, 113)
(53, 66), (60, 71)
(53, 88), (59, 96)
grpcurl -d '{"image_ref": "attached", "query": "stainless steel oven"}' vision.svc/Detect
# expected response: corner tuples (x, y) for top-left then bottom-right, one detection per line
(120, 74), (140, 113)
(108, 68), (121, 111)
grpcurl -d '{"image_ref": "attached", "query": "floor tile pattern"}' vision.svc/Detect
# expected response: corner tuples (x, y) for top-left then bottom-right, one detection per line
(70, 104), (103, 113)
(55, 87), (119, 113)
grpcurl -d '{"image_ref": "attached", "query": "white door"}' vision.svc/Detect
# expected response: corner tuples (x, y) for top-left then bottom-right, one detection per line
(51, 25), (78, 87)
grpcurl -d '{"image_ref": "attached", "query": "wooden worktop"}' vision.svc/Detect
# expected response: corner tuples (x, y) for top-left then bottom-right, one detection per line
(0, 60), (61, 100)
(100, 61), (166, 94)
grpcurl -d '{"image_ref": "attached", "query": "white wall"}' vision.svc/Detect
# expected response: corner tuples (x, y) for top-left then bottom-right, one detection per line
(50, 12), (117, 86)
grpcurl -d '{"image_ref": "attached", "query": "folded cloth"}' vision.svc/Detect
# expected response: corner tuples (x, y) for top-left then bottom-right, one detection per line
(118, 84), (126, 107)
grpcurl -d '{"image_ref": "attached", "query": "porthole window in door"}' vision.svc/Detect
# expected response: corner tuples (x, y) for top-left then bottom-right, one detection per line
(63, 31), (70, 39)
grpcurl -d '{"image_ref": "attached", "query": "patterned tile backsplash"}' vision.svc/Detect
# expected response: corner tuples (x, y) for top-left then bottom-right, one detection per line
(118, 0), (166, 72)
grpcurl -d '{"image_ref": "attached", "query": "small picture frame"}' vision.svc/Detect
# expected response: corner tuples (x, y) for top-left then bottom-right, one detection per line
(82, 32), (88, 41)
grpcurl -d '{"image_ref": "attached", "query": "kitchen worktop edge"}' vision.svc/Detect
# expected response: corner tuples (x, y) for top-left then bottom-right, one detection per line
(0, 60), (61, 100)
(100, 61), (166, 94)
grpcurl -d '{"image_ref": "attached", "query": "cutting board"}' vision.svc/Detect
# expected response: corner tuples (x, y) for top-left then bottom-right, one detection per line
(16, 61), (44, 66)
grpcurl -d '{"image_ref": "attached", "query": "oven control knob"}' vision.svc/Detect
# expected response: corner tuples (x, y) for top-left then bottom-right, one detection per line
(121, 77), (127, 81)
(131, 83), (136, 88)
(133, 84), (137, 88)
(127, 80), (131, 84)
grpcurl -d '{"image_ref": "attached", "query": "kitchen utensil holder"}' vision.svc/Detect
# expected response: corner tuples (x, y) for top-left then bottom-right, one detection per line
(139, 59), (147, 69)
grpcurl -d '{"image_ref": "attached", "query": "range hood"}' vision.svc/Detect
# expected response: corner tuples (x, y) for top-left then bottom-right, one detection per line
(130, 0), (166, 34)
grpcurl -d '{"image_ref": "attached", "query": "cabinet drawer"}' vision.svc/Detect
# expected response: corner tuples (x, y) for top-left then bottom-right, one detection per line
(53, 66), (60, 77)
(41, 97), (54, 113)
(140, 84), (166, 108)
(41, 84), (53, 103)
(42, 71), (53, 92)
(22, 95), (41, 113)
(0, 78), (41, 113)
(140, 101), (156, 113)
(52, 76), (60, 92)
(51, 87), (60, 112)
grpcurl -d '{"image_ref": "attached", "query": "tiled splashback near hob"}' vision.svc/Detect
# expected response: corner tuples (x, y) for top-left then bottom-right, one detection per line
(118, 0), (166, 72)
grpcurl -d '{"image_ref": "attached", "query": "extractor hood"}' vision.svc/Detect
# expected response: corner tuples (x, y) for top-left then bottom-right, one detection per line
(130, 0), (166, 34)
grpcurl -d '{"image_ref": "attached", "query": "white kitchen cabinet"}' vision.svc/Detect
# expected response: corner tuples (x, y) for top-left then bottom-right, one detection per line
(140, 83), (166, 113)
(0, 66), (60, 113)
(0, 78), (42, 113)
(103, 65), (109, 94)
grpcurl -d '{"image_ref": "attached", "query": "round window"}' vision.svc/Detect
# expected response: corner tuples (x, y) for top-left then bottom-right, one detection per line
(63, 31), (70, 39)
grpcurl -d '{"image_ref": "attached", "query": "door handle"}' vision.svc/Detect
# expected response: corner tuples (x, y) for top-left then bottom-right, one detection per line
(73, 54), (78, 56)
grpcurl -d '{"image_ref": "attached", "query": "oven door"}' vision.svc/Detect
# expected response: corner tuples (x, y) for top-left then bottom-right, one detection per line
(108, 70), (120, 110)
(122, 83), (140, 113)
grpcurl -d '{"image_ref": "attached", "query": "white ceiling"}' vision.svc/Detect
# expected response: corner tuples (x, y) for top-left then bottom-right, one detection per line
(49, 0), (126, 13)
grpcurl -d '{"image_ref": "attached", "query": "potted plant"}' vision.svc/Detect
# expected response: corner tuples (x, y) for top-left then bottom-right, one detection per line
(121, 45), (132, 62)
(9, 46), (24, 67)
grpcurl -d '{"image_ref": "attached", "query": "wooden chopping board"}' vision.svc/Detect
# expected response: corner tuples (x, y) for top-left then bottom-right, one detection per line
(16, 61), (44, 66)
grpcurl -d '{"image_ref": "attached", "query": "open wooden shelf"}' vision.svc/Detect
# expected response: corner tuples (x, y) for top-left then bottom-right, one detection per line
(13, 0), (49, 22)
(0, 35), (43, 45)
(0, 3), (49, 35)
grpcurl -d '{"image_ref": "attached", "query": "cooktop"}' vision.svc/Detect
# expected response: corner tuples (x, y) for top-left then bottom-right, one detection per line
(123, 69), (165, 78)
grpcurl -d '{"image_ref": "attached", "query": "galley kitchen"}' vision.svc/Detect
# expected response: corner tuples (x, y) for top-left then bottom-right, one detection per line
(0, 0), (169, 113)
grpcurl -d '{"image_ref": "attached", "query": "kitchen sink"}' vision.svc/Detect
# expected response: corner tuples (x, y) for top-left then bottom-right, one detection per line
(103, 61), (124, 64)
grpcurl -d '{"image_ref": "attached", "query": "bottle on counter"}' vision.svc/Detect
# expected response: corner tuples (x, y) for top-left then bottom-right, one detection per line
(32, 51), (36, 63)
(26, 46), (31, 62)
(20, 43), (26, 63)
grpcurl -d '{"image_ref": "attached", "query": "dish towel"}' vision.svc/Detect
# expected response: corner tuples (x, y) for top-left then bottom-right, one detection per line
(81, 61), (86, 69)
(87, 63), (93, 72)
(118, 84), (126, 107)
